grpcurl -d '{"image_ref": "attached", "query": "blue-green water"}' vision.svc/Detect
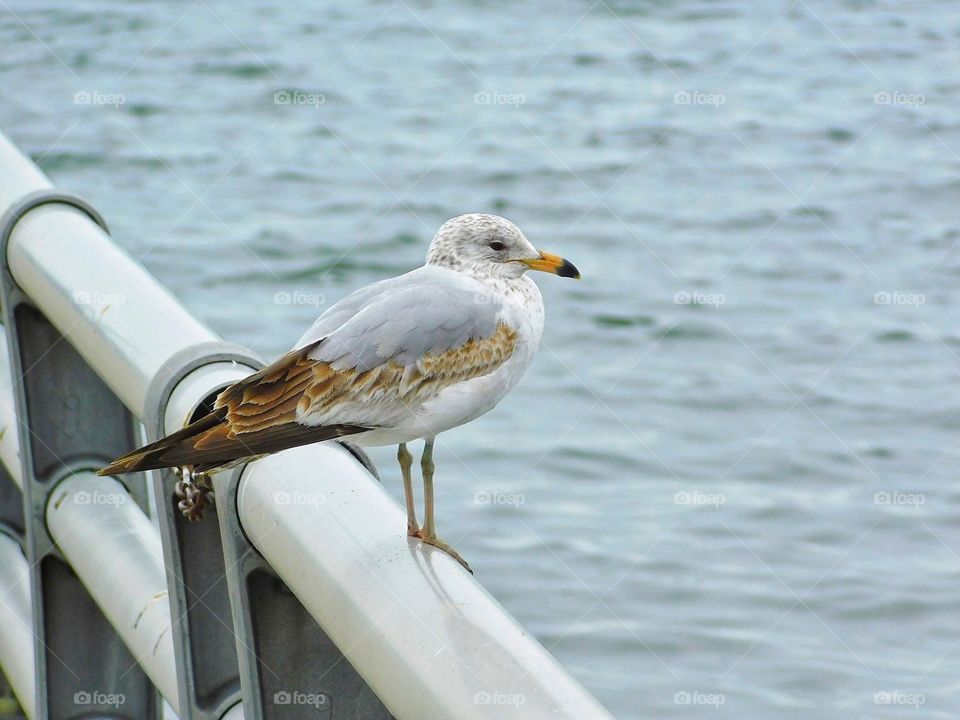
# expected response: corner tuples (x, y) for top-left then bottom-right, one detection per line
(3, 2), (960, 717)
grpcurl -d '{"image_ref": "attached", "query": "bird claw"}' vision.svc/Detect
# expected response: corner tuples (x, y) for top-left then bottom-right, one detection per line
(419, 534), (472, 574)
(173, 466), (214, 521)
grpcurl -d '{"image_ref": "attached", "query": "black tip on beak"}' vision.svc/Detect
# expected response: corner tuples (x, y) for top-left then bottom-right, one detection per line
(558, 258), (581, 279)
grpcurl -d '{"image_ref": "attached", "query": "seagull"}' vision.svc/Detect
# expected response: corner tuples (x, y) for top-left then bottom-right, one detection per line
(100, 214), (580, 571)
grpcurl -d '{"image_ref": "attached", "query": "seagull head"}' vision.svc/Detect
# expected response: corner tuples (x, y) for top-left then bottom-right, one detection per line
(426, 213), (580, 280)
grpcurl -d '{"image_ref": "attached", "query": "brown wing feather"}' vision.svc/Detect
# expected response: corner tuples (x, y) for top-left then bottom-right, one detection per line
(298, 322), (519, 418)
(215, 342), (320, 430)
(98, 341), (368, 475)
(99, 322), (519, 476)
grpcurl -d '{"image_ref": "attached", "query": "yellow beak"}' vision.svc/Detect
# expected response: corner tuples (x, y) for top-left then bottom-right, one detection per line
(519, 251), (581, 279)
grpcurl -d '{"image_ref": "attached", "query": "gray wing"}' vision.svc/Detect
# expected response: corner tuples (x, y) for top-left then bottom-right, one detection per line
(297, 265), (505, 371)
(294, 276), (402, 347)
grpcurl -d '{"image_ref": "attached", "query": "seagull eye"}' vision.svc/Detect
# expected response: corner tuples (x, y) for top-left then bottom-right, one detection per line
(489, 241), (506, 252)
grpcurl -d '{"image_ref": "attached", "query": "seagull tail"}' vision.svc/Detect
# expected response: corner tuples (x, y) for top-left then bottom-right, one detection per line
(98, 406), (368, 476)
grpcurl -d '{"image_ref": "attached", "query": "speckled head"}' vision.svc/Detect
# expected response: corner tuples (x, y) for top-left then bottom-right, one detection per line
(426, 213), (580, 280)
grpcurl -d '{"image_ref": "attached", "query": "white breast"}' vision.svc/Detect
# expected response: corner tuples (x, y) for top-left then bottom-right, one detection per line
(353, 275), (544, 446)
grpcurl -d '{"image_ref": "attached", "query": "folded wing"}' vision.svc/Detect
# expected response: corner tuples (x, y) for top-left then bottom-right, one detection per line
(99, 268), (517, 476)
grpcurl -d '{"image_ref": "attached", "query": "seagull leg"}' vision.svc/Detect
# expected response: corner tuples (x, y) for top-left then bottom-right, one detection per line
(419, 438), (472, 573)
(398, 443), (420, 537)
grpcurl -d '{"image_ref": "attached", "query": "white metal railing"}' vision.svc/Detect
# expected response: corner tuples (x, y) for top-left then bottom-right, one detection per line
(0, 338), (34, 718)
(0, 532), (34, 719)
(0, 129), (614, 720)
(0, 331), (185, 719)
(45, 472), (180, 710)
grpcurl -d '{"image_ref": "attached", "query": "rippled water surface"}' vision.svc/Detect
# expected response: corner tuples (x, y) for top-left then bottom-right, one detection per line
(3, 1), (960, 717)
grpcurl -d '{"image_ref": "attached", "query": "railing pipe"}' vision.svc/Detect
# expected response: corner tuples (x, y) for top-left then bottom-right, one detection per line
(45, 472), (181, 716)
(0, 531), (35, 719)
(0, 339), (21, 490)
(221, 702), (244, 720)
(239, 444), (615, 720)
(0, 334), (31, 717)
